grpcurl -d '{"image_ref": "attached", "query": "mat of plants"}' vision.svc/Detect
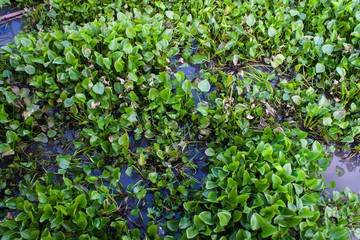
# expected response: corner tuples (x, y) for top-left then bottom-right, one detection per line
(1, 0), (360, 239)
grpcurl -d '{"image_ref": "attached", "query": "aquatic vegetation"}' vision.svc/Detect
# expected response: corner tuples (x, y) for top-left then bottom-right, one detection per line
(1, 0), (360, 239)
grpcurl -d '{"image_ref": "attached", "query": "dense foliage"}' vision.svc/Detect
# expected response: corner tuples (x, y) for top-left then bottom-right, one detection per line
(1, 0), (360, 239)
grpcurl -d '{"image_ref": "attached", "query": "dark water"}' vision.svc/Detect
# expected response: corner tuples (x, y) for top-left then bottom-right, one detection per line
(0, 6), (24, 47)
(171, 55), (201, 80)
(25, 128), (79, 169)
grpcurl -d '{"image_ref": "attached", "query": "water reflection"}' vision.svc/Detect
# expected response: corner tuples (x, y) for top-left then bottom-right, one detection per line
(323, 146), (360, 194)
(0, 6), (24, 48)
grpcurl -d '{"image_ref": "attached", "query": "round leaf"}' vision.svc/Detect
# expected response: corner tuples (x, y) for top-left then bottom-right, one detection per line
(198, 80), (210, 92)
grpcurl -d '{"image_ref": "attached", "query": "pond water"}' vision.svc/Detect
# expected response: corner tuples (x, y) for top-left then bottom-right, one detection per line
(171, 55), (201, 79)
(0, 6), (24, 48)
(323, 146), (360, 194)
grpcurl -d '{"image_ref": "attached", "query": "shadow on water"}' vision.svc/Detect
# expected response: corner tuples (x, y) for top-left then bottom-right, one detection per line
(323, 146), (360, 194)
(0, 6), (24, 48)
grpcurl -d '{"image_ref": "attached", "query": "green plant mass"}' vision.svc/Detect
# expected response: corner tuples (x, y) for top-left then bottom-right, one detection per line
(1, 0), (360, 239)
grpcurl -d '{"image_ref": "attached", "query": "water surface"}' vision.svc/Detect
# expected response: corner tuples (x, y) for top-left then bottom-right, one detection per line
(0, 6), (24, 47)
(323, 147), (360, 194)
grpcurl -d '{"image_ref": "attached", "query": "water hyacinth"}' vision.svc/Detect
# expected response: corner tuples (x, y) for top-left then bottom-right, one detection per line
(0, 0), (360, 239)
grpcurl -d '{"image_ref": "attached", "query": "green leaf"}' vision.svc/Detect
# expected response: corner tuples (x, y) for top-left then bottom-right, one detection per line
(147, 225), (157, 237)
(261, 222), (277, 238)
(125, 28), (136, 39)
(148, 172), (158, 183)
(34, 133), (48, 143)
(205, 148), (215, 156)
(75, 93), (86, 103)
(165, 10), (174, 19)
(272, 174), (282, 189)
(130, 91), (139, 102)
(115, 60), (124, 73)
(15, 212), (29, 221)
(274, 216), (302, 227)
(316, 63), (325, 73)
(4, 91), (16, 104)
(160, 88), (171, 101)
(217, 211), (231, 226)
(6, 131), (18, 143)
(341, 136), (353, 143)
(65, 51), (76, 64)
(50, 216), (64, 228)
(119, 133), (130, 146)
(356, 11), (360, 21)
(351, 23), (360, 38)
(64, 98), (74, 108)
(290, 9), (299, 16)
(123, 43), (133, 54)
(246, 14), (256, 27)
(20, 229), (33, 239)
(109, 39), (118, 51)
(57, 155), (71, 169)
(2, 147), (14, 157)
(68, 67), (81, 80)
(268, 27), (277, 37)
(262, 146), (273, 158)
(182, 80), (192, 94)
(77, 216), (88, 231)
(40, 209), (53, 222)
(144, 52), (154, 62)
(184, 201), (198, 212)
(53, 57), (65, 64)
(24, 65), (36, 75)
(193, 55), (204, 64)
(139, 153), (146, 166)
(80, 33), (92, 43)
(330, 226), (348, 238)
(251, 213), (262, 230)
(186, 227), (198, 239)
(198, 80), (210, 92)
(271, 54), (285, 68)
(92, 82), (105, 95)
(167, 220), (179, 232)
(3, 219), (18, 229)
(224, 40), (236, 50)
(199, 211), (214, 225)
(128, 72), (138, 82)
(103, 58), (111, 69)
(75, 194), (87, 208)
(333, 110), (346, 120)
(322, 44), (334, 55)
(336, 67), (346, 77)
(0, 0), (10, 8)
(299, 208), (314, 218)
(148, 88), (159, 101)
